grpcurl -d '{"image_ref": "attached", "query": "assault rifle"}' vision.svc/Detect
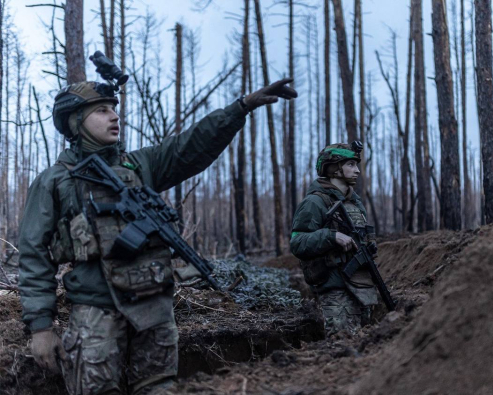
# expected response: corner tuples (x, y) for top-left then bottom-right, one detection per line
(326, 201), (396, 311)
(70, 154), (221, 290)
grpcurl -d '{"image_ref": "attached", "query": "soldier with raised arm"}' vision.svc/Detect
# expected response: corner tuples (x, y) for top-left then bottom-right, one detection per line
(18, 52), (297, 394)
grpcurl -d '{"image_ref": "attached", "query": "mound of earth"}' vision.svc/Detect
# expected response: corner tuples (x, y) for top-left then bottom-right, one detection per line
(350, 225), (493, 395)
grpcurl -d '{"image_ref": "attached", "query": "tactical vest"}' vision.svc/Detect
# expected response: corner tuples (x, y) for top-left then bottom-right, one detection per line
(49, 161), (175, 330)
(299, 191), (374, 286)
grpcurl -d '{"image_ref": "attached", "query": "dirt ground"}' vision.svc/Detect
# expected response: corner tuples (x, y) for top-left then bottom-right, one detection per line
(0, 226), (490, 395)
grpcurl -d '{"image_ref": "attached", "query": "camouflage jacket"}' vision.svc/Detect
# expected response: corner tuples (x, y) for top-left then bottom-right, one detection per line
(19, 102), (247, 332)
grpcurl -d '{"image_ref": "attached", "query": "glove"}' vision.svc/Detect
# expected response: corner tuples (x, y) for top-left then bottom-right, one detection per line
(31, 328), (68, 373)
(243, 78), (298, 111)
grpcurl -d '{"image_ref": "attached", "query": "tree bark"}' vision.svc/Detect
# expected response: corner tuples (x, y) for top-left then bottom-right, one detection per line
(461, 0), (472, 228)
(119, 0), (127, 145)
(64, 0), (86, 84)
(413, 0), (434, 232)
(474, 0), (493, 224)
(174, 23), (183, 232)
(332, 0), (358, 143)
(288, 0), (297, 220)
(431, 0), (461, 230)
(324, 0), (331, 145)
(235, 0), (248, 254)
(254, 0), (284, 256)
(109, 0), (115, 61)
(99, 0), (110, 56)
(356, 0), (366, 203)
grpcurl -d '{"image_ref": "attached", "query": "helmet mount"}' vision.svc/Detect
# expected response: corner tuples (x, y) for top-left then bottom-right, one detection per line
(52, 51), (129, 139)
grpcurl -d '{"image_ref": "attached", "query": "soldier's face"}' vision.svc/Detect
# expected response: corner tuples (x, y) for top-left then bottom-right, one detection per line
(83, 104), (120, 145)
(341, 160), (360, 185)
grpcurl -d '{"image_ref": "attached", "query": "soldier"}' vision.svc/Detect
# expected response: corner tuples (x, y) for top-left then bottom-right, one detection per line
(290, 142), (378, 336)
(18, 73), (297, 395)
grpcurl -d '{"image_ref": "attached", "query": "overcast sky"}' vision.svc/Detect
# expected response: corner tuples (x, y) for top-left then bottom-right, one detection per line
(12, 0), (481, 176)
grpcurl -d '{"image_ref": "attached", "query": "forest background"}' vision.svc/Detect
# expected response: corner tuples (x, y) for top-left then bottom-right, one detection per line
(1, 0), (492, 260)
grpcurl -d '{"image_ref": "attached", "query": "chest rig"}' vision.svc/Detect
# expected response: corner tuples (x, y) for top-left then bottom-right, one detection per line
(299, 191), (371, 286)
(50, 160), (175, 330)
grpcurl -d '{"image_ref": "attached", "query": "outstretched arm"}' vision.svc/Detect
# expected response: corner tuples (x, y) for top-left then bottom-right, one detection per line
(128, 79), (298, 192)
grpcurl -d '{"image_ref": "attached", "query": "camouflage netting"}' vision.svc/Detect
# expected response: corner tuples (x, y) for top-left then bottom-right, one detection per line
(210, 258), (302, 310)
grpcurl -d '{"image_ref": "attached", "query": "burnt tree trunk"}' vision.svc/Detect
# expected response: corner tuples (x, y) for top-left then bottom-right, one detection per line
(248, 32), (262, 248)
(235, 0), (248, 254)
(403, 4), (413, 232)
(356, 0), (366, 202)
(324, 0), (331, 145)
(288, 0), (297, 220)
(254, 0), (284, 256)
(0, 0), (4, 257)
(100, 0), (110, 56)
(64, 0), (86, 84)
(461, 0), (472, 228)
(413, 0), (434, 231)
(119, 0), (127, 145)
(175, 23), (183, 232)
(432, 0), (461, 230)
(109, 0), (115, 60)
(474, 0), (493, 224)
(332, 0), (358, 143)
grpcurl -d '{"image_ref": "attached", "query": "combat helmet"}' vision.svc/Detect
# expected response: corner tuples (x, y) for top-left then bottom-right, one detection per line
(52, 81), (119, 139)
(316, 141), (363, 177)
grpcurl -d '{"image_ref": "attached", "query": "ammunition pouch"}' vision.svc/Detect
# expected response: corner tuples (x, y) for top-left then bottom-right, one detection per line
(300, 253), (341, 286)
(49, 214), (100, 264)
(49, 217), (75, 264)
(105, 243), (173, 302)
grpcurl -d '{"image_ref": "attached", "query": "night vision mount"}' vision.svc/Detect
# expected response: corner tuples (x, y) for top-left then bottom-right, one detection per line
(90, 50), (129, 93)
(351, 140), (363, 154)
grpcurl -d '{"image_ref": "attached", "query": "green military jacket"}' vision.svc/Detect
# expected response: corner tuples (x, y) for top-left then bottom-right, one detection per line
(290, 179), (378, 304)
(19, 102), (247, 332)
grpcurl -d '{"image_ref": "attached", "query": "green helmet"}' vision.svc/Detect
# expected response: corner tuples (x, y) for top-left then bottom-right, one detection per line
(53, 81), (119, 139)
(316, 141), (362, 177)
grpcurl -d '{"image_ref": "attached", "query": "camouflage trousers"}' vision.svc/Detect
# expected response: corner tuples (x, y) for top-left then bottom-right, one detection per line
(317, 289), (371, 337)
(61, 304), (178, 395)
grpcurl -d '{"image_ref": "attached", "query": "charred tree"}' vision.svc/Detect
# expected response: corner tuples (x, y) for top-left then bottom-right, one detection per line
(460, 0), (472, 228)
(248, 28), (262, 248)
(474, 0), (493, 224)
(64, 0), (86, 84)
(403, 6), (413, 232)
(175, 23), (183, 232)
(324, 0), (331, 145)
(235, 0), (249, 254)
(413, 0), (434, 231)
(288, 0), (297, 219)
(119, 0), (127, 145)
(356, 0), (366, 202)
(332, 0), (358, 143)
(431, 0), (461, 230)
(254, 0), (284, 256)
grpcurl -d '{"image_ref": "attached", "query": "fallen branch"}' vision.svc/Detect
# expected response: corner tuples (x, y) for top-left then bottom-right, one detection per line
(227, 276), (244, 291)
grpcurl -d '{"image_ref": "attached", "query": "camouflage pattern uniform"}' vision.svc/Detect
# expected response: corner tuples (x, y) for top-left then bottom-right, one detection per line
(290, 143), (378, 336)
(18, 81), (248, 394)
(61, 305), (178, 395)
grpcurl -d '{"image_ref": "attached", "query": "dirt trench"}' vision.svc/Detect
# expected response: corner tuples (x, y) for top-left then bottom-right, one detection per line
(0, 226), (489, 395)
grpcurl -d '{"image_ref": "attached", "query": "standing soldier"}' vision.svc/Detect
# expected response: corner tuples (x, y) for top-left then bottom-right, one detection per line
(18, 52), (297, 395)
(290, 142), (379, 336)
